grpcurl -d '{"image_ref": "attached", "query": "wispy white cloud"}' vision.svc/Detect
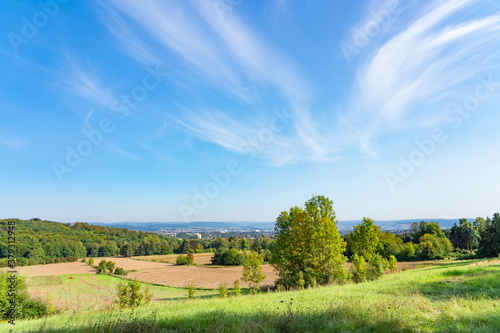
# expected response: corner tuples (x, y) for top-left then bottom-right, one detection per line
(344, 0), (500, 152)
(95, 0), (330, 164)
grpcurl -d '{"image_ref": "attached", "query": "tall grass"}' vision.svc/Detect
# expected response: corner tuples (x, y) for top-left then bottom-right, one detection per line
(5, 259), (500, 332)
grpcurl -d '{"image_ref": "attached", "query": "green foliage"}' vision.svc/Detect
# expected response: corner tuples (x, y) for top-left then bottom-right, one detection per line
(297, 271), (305, 290)
(116, 278), (149, 309)
(88, 258), (94, 265)
(98, 260), (107, 273)
(188, 283), (195, 299)
(218, 282), (228, 298)
(350, 217), (382, 261)
(0, 272), (48, 320)
(106, 261), (116, 274)
(114, 267), (127, 276)
(0, 219), (179, 265)
(309, 276), (317, 288)
(349, 254), (367, 283)
(271, 195), (347, 289)
(186, 253), (194, 264)
(211, 248), (246, 266)
(242, 251), (266, 294)
(418, 233), (453, 259)
(367, 254), (385, 281)
(176, 255), (191, 265)
(388, 255), (398, 271)
(233, 280), (241, 297)
(478, 213), (500, 257)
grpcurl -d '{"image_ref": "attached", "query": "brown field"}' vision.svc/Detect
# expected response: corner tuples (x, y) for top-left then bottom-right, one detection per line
(2, 253), (433, 291)
(94, 257), (168, 270)
(133, 253), (214, 265)
(128, 264), (279, 289)
(0, 262), (96, 277)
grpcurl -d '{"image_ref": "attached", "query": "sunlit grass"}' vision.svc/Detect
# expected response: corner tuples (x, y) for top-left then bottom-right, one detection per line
(5, 259), (500, 332)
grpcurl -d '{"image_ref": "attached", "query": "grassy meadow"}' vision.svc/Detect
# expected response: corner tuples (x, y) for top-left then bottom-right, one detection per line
(3, 258), (500, 332)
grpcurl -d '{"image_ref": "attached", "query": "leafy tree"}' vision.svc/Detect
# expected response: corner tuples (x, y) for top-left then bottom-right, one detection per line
(478, 213), (500, 257)
(98, 260), (107, 273)
(106, 261), (116, 274)
(242, 251), (266, 294)
(350, 217), (382, 261)
(186, 253), (194, 264)
(116, 278), (148, 309)
(271, 195), (347, 288)
(188, 283), (195, 299)
(418, 234), (453, 259)
(176, 255), (190, 265)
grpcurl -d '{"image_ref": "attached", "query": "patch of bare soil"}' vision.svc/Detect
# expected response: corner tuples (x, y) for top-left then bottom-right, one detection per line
(1, 262), (96, 277)
(94, 257), (169, 271)
(128, 264), (279, 289)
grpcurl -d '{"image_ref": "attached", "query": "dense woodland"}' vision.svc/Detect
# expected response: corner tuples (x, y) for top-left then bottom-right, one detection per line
(0, 219), (272, 266)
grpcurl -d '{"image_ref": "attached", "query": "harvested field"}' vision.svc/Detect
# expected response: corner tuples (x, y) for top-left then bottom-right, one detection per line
(94, 257), (168, 271)
(134, 253), (214, 265)
(128, 264), (279, 289)
(1, 262), (96, 277)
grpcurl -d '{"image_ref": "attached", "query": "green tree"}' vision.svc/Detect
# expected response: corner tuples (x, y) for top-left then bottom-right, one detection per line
(188, 283), (195, 299)
(98, 260), (107, 273)
(106, 261), (116, 274)
(117, 278), (148, 309)
(478, 213), (500, 257)
(218, 282), (228, 298)
(242, 251), (266, 294)
(349, 254), (367, 283)
(271, 195), (347, 288)
(367, 254), (385, 281)
(350, 217), (381, 261)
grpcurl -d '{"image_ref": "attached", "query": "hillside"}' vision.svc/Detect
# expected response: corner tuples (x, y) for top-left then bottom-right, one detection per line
(0, 219), (178, 266)
(9, 258), (500, 332)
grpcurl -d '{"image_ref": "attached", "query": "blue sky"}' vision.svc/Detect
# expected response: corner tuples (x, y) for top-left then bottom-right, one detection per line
(1, 0), (500, 223)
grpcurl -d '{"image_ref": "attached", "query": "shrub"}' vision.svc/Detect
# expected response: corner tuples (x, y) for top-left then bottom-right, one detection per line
(176, 255), (190, 265)
(218, 283), (228, 298)
(233, 280), (241, 297)
(116, 278), (150, 309)
(388, 255), (398, 271)
(309, 276), (317, 288)
(211, 248), (246, 266)
(367, 254), (385, 281)
(98, 260), (107, 273)
(106, 261), (116, 274)
(188, 283), (195, 299)
(186, 253), (194, 264)
(114, 267), (127, 276)
(88, 258), (94, 265)
(0, 272), (48, 320)
(350, 254), (367, 283)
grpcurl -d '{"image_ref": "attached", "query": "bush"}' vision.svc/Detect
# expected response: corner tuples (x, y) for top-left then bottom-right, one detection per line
(176, 255), (191, 265)
(218, 282), (228, 298)
(88, 258), (94, 265)
(350, 254), (367, 283)
(367, 254), (385, 281)
(116, 278), (151, 309)
(98, 260), (107, 273)
(188, 283), (195, 299)
(388, 255), (398, 271)
(0, 272), (48, 320)
(114, 267), (127, 276)
(298, 271), (305, 290)
(186, 253), (194, 264)
(211, 248), (246, 266)
(233, 280), (241, 297)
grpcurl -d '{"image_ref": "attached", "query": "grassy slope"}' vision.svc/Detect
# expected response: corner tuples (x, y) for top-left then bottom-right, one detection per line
(26, 274), (219, 312)
(4, 259), (500, 332)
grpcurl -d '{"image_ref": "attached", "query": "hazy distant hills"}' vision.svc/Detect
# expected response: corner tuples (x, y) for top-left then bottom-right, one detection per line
(87, 218), (467, 232)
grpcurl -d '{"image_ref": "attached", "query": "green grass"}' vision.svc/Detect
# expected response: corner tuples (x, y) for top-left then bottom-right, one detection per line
(4, 259), (500, 332)
(25, 273), (219, 313)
